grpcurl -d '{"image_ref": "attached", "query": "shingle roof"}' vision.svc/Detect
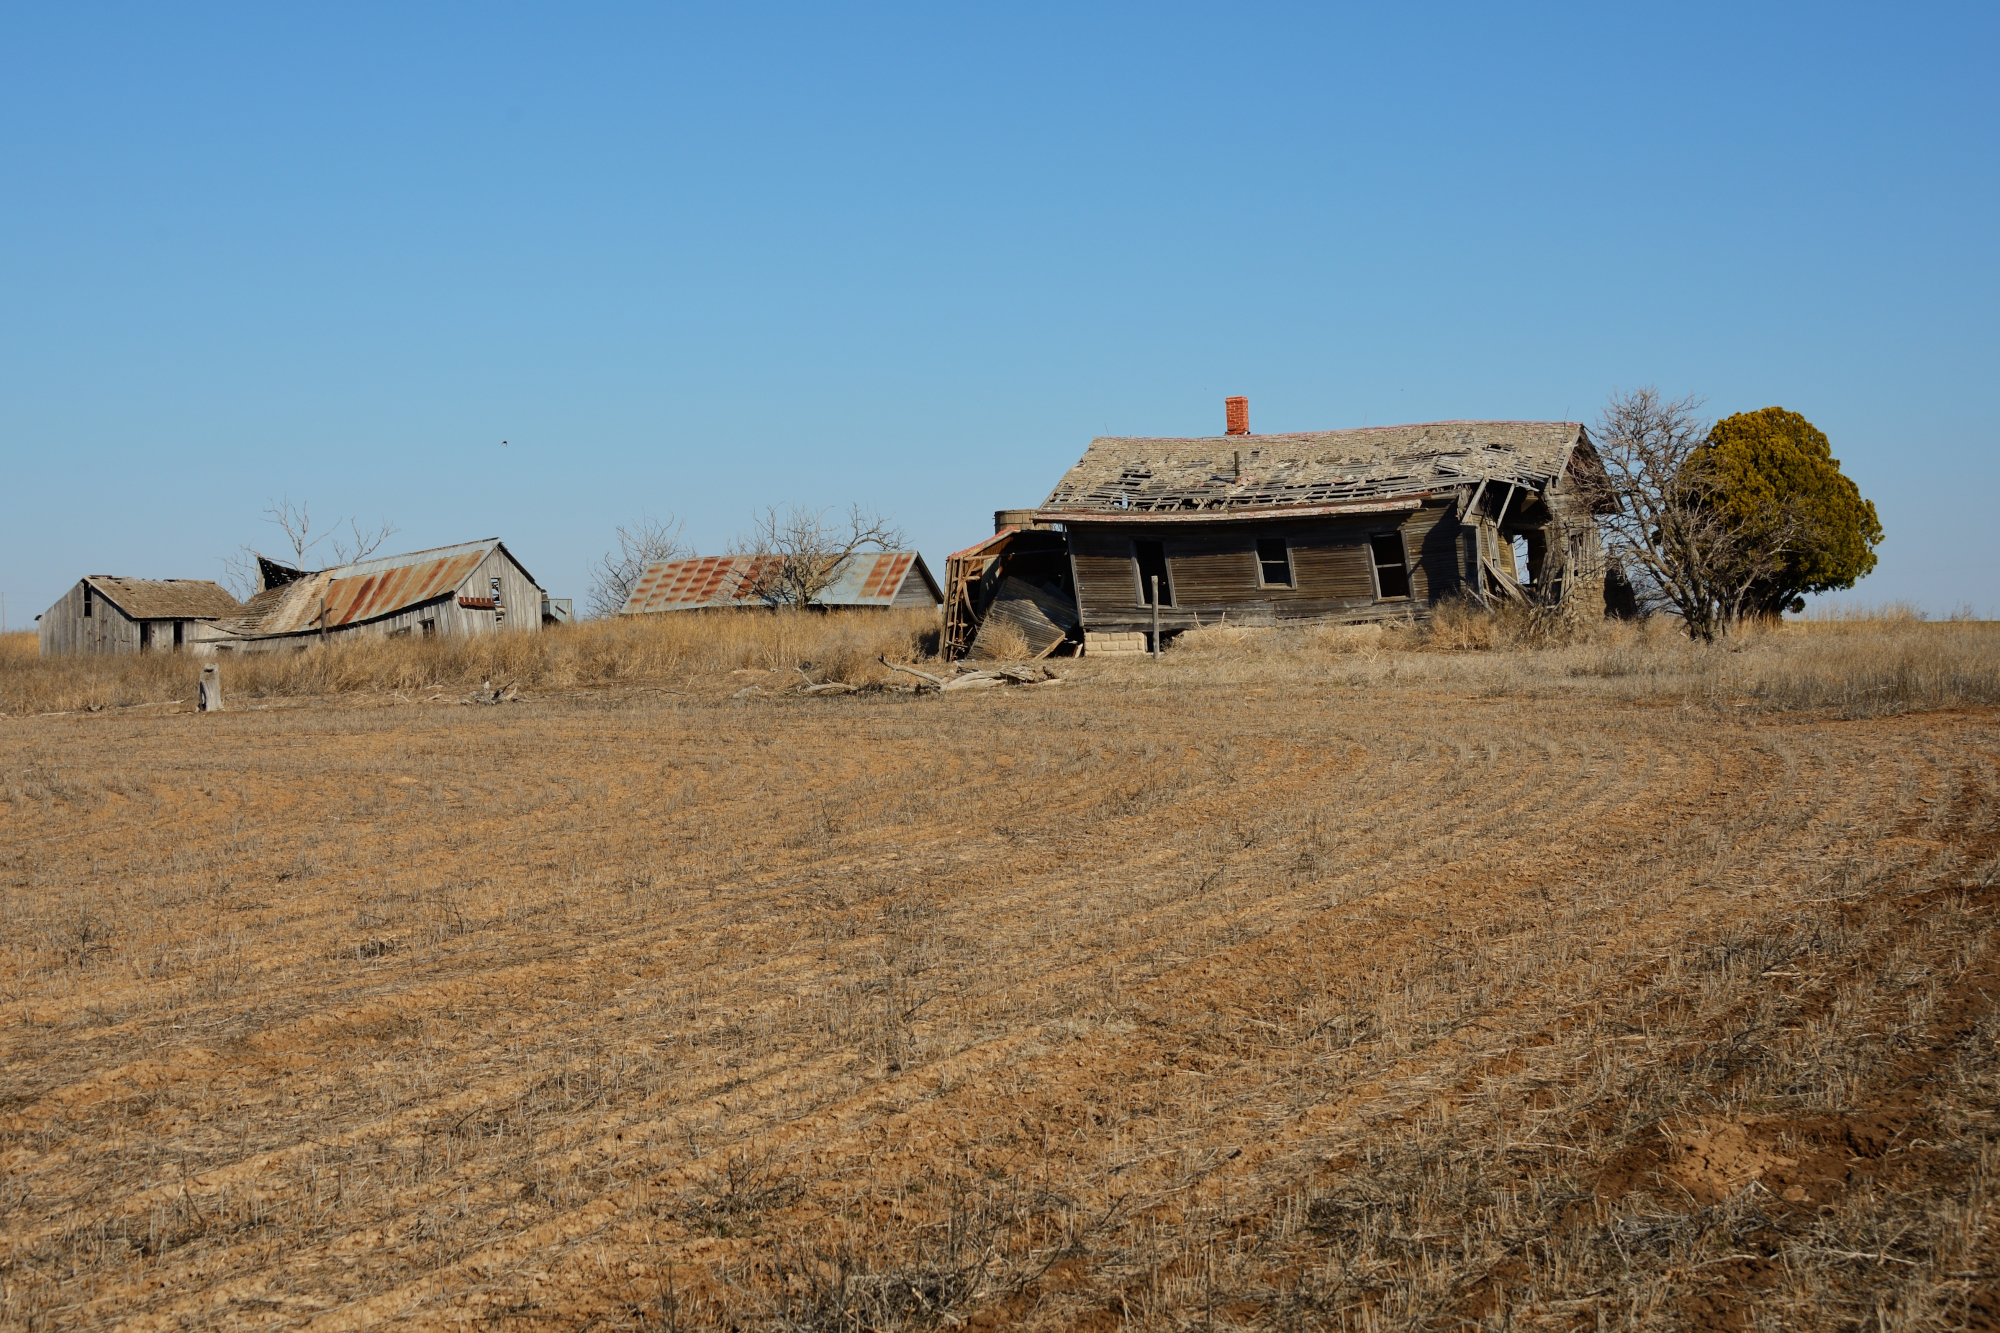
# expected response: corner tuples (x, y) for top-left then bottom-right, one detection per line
(623, 552), (938, 614)
(83, 578), (242, 620)
(1038, 420), (1591, 519)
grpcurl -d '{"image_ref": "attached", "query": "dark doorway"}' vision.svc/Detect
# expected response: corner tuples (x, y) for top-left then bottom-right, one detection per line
(1133, 541), (1173, 606)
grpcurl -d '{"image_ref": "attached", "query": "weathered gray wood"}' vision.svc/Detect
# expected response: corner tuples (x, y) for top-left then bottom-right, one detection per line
(879, 657), (945, 688)
(1151, 576), (1161, 658)
(198, 663), (224, 713)
(966, 577), (1078, 660)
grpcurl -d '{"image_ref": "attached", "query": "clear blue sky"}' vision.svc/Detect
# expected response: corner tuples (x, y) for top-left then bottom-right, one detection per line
(3, 3), (1994, 624)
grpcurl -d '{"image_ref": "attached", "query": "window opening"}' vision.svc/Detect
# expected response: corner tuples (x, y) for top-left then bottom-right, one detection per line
(138, 621), (151, 652)
(1511, 536), (1532, 583)
(82, 585), (93, 618)
(420, 619), (437, 637)
(173, 620), (184, 647)
(1370, 532), (1411, 600)
(1133, 541), (1172, 606)
(1255, 538), (1294, 587)
(491, 576), (504, 624)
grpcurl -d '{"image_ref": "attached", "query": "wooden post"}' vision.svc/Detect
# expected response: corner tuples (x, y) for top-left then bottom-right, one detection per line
(198, 662), (224, 713)
(1150, 576), (1161, 659)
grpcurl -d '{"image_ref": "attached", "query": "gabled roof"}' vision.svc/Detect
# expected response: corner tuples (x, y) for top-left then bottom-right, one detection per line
(83, 577), (242, 620)
(218, 539), (540, 636)
(1038, 420), (1592, 520)
(623, 552), (940, 614)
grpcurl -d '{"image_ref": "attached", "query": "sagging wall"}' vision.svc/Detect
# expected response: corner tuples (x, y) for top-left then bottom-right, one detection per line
(1065, 503), (1468, 634)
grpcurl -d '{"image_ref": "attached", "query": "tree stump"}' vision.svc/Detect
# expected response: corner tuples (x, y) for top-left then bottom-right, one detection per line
(198, 662), (224, 713)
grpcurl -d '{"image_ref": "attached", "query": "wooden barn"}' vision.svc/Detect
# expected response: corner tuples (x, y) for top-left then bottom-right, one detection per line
(37, 577), (244, 656)
(621, 552), (942, 615)
(950, 399), (1615, 656)
(201, 539), (550, 649)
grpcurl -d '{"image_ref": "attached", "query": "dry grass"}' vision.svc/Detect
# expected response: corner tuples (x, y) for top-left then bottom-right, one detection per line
(1, 615), (1997, 1329)
(0, 610), (940, 716)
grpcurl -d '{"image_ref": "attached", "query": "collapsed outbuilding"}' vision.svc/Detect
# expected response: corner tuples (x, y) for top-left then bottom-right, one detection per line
(621, 552), (942, 615)
(201, 540), (550, 649)
(950, 399), (1616, 656)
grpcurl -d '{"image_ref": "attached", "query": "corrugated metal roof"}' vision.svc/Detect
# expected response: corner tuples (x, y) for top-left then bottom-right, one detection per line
(216, 539), (541, 636)
(83, 578), (242, 620)
(1040, 420), (1591, 518)
(623, 552), (937, 614)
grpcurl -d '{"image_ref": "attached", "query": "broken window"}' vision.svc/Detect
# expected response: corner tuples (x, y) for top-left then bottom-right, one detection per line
(420, 619), (436, 637)
(1132, 541), (1173, 606)
(1370, 532), (1411, 600)
(1255, 538), (1293, 587)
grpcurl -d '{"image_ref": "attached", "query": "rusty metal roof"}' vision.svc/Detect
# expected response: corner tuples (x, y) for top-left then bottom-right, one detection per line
(217, 539), (541, 636)
(1040, 420), (1593, 519)
(82, 578), (242, 620)
(623, 552), (939, 614)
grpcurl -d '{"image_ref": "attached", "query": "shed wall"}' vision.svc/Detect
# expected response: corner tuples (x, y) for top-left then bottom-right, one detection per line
(38, 583), (141, 656)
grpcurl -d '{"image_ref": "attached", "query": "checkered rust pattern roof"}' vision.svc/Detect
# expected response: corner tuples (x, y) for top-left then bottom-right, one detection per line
(622, 552), (923, 613)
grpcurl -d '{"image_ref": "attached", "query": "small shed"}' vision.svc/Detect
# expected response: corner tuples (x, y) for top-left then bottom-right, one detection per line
(37, 578), (243, 656)
(621, 552), (942, 615)
(204, 539), (550, 649)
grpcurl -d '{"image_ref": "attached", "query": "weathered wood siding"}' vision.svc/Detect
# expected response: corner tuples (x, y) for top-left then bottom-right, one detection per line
(1066, 504), (1469, 634)
(38, 582), (142, 656)
(341, 548), (544, 639)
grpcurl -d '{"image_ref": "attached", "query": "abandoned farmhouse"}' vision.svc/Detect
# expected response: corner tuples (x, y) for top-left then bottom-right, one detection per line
(946, 399), (1617, 657)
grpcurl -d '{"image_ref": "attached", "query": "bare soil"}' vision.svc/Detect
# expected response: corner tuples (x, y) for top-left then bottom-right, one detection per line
(2, 654), (1996, 1330)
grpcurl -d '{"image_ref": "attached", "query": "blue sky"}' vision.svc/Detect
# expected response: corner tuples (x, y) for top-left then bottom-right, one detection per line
(3, 3), (1994, 622)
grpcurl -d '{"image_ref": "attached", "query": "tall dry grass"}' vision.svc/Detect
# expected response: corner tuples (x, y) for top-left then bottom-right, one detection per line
(0, 609), (939, 716)
(1163, 606), (2000, 718)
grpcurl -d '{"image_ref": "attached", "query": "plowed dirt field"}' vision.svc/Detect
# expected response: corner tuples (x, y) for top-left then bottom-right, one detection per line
(4, 665), (1997, 1329)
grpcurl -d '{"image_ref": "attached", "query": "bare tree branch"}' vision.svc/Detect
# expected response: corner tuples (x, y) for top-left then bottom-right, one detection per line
(729, 504), (905, 609)
(588, 516), (691, 618)
(1577, 388), (1802, 641)
(221, 498), (398, 599)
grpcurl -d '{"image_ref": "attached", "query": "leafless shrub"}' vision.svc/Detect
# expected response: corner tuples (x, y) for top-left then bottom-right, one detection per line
(587, 515), (692, 618)
(221, 496), (398, 597)
(730, 504), (904, 609)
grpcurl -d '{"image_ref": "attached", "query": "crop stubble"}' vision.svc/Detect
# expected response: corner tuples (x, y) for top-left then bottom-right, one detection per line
(1, 661), (1997, 1330)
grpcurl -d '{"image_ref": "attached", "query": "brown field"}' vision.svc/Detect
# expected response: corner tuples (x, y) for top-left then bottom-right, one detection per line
(3, 615), (1999, 1330)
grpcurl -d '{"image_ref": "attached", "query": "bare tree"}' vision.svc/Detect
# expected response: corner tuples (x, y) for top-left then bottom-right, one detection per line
(1580, 388), (1798, 641)
(219, 497), (398, 598)
(730, 504), (904, 609)
(587, 516), (691, 618)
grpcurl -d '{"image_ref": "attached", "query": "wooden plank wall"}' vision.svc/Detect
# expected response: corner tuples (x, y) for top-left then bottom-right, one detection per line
(38, 582), (142, 656)
(1067, 504), (1470, 633)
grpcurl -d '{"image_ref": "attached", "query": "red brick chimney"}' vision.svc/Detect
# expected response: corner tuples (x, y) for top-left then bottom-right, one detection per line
(1225, 396), (1249, 435)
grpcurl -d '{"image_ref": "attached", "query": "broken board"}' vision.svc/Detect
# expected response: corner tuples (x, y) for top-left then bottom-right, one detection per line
(967, 577), (1081, 660)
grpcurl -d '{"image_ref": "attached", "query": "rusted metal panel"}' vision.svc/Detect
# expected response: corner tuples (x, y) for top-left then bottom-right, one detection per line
(322, 550), (483, 627)
(622, 552), (940, 614)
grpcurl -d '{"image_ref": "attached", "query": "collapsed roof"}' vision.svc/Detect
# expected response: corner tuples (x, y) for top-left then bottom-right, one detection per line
(218, 539), (531, 637)
(1038, 420), (1597, 520)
